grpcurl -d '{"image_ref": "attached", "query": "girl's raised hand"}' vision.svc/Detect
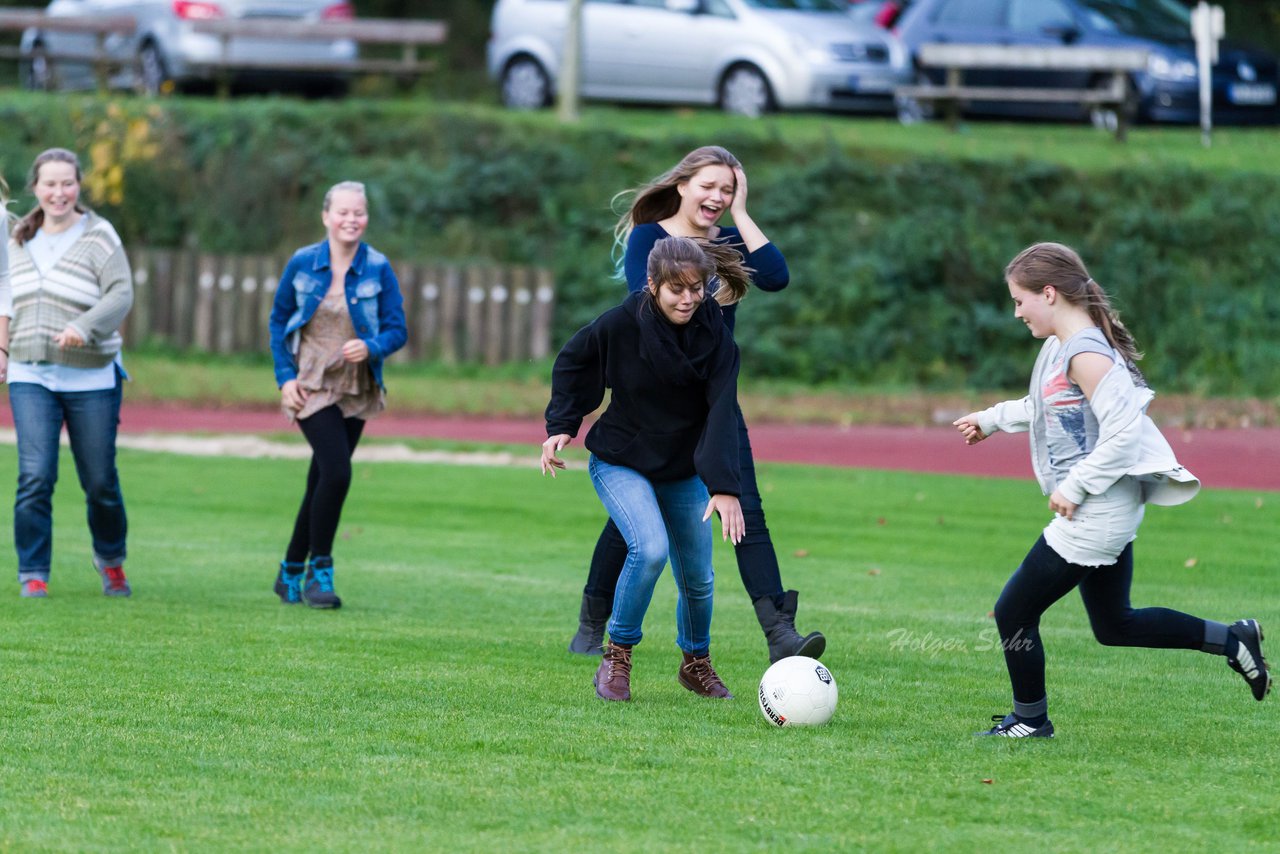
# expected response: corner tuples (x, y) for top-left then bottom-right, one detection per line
(703, 493), (744, 544)
(953, 413), (988, 445)
(541, 433), (571, 477)
(730, 166), (749, 218)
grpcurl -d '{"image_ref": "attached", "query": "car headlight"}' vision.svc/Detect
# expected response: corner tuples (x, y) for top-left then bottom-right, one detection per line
(1147, 54), (1198, 82)
(789, 33), (832, 65)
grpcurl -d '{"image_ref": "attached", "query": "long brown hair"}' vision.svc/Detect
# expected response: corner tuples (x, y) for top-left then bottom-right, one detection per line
(14, 148), (86, 246)
(1005, 242), (1143, 369)
(645, 235), (750, 308)
(612, 145), (742, 254)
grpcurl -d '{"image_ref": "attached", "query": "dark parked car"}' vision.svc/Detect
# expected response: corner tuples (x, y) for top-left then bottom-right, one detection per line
(895, 0), (1279, 125)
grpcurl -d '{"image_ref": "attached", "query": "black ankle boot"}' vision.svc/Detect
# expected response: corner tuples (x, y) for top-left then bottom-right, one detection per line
(568, 593), (611, 655)
(753, 590), (826, 664)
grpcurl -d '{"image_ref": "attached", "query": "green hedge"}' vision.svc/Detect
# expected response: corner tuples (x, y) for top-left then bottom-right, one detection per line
(3, 96), (1279, 395)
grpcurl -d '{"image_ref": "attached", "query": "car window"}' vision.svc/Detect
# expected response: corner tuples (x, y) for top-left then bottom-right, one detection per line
(705, 0), (735, 16)
(1077, 0), (1189, 41)
(630, 0), (671, 8)
(933, 0), (1007, 27)
(1008, 0), (1075, 31)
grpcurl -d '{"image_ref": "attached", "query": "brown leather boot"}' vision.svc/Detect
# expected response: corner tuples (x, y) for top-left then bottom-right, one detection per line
(594, 642), (633, 701)
(678, 652), (733, 699)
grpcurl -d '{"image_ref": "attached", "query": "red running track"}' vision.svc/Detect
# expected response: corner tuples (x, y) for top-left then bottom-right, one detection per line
(2, 403), (1276, 492)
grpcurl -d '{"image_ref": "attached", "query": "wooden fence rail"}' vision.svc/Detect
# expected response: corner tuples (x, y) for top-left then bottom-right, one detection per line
(124, 248), (555, 365)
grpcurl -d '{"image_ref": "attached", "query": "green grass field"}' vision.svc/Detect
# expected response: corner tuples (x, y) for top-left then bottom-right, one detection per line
(0, 447), (1276, 851)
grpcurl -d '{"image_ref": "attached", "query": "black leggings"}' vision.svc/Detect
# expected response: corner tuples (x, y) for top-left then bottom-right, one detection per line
(285, 405), (365, 563)
(583, 404), (785, 605)
(994, 535), (1206, 705)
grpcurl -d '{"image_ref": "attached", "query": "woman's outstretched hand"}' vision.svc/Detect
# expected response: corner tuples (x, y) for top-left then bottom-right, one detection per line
(953, 413), (988, 445)
(704, 493), (744, 544)
(541, 434), (571, 477)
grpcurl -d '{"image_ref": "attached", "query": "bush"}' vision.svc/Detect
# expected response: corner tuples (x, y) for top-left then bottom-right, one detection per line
(3, 95), (1278, 395)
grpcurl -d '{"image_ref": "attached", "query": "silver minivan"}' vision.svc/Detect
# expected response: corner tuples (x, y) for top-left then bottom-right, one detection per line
(488, 0), (911, 116)
(20, 0), (357, 95)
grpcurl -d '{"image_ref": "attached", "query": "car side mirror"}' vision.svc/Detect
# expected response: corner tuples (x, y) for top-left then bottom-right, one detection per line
(665, 0), (700, 13)
(1042, 24), (1082, 44)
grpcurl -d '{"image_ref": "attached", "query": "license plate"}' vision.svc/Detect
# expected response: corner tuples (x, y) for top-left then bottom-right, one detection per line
(1229, 82), (1276, 105)
(847, 74), (860, 90)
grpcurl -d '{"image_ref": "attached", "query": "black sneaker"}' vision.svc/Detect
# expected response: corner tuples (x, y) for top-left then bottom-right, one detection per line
(302, 558), (342, 610)
(979, 713), (1055, 738)
(1228, 619), (1270, 701)
(273, 562), (304, 605)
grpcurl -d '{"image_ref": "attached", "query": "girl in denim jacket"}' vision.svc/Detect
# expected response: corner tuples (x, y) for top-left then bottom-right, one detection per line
(268, 181), (406, 608)
(954, 242), (1269, 737)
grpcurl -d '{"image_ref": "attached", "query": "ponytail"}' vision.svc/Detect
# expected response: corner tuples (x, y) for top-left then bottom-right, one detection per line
(1084, 278), (1146, 385)
(701, 238), (750, 306)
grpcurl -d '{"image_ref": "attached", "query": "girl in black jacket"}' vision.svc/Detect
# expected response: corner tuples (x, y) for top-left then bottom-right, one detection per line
(541, 237), (749, 702)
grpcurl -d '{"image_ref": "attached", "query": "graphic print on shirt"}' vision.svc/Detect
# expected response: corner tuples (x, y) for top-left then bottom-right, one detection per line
(1042, 356), (1090, 469)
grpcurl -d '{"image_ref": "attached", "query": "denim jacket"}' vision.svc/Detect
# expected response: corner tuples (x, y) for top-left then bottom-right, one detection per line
(269, 240), (407, 390)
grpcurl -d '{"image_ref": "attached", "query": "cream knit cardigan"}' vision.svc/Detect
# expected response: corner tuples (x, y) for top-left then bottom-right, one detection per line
(3, 212), (133, 368)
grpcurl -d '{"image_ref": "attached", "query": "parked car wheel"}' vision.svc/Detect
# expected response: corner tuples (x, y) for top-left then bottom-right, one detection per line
(23, 43), (55, 91)
(138, 41), (171, 96)
(719, 64), (773, 117)
(501, 55), (551, 109)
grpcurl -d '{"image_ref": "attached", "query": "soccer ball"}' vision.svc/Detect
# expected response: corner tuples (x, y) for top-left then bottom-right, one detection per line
(758, 656), (837, 727)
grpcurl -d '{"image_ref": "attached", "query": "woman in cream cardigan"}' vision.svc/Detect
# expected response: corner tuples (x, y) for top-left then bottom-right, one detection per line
(3, 148), (134, 599)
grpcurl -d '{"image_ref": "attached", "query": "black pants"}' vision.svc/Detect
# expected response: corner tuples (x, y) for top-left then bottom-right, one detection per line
(285, 405), (365, 564)
(994, 535), (1206, 705)
(583, 404), (785, 605)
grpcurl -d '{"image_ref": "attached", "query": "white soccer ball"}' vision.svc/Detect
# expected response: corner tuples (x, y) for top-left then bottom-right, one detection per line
(758, 656), (837, 727)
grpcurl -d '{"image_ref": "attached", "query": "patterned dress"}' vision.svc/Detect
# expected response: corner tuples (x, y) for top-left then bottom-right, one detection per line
(289, 285), (384, 422)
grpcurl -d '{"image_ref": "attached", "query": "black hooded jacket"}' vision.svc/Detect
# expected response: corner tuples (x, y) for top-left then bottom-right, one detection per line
(545, 290), (741, 496)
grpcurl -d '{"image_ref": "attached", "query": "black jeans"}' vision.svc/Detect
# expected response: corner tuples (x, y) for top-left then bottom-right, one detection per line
(583, 404), (786, 605)
(285, 405), (365, 563)
(994, 535), (1206, 705)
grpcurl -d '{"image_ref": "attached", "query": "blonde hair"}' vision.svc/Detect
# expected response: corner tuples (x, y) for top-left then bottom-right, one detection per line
(646, 235), (750, 308)
(612, 146), (741, 255)
(323, 180), (367, 211)
(14, 148), (86, 246)
(1005, 242), (1142, 369)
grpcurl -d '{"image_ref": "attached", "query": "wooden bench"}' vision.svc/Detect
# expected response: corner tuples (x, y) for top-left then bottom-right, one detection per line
(0, 10), (446, 96)
(0, 8), (137, 92)
(896, 44), (1150, 141)
(188, 18), (447, 98)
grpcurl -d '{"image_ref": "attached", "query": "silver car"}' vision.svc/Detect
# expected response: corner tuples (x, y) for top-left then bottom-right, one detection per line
(20, 0), (357, 95)
(488, 0), (912, 116)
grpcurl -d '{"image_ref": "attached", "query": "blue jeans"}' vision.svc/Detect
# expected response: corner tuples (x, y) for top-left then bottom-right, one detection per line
(9, 380), (127, 582)
(584, 402), (785, 605)
(588, 454), (714, 655)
